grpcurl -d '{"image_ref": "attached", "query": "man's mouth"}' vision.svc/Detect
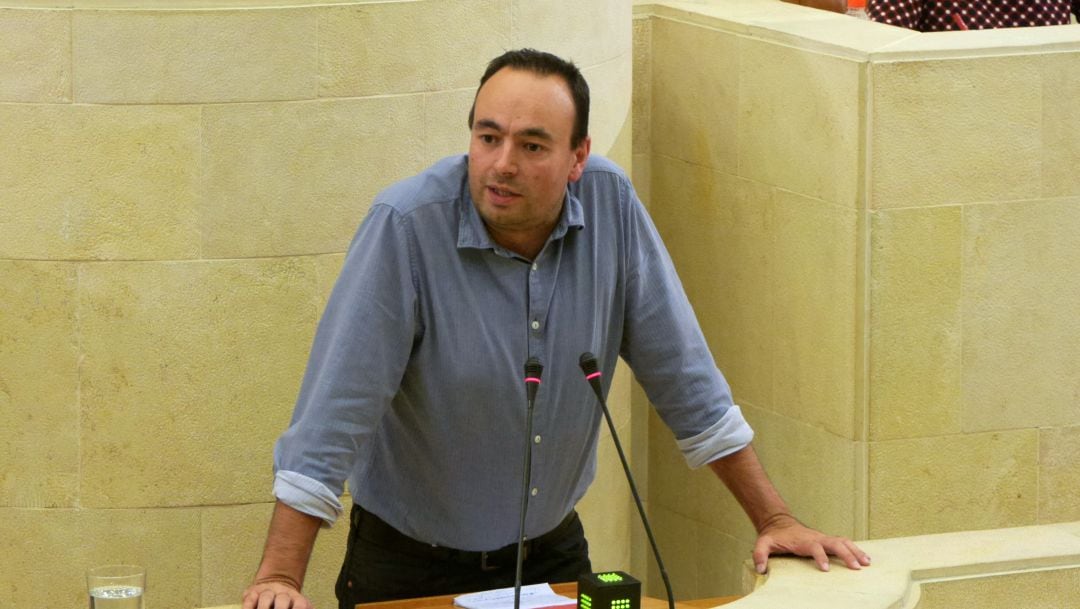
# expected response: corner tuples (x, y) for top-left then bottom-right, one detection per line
(487, 184), (521, 201)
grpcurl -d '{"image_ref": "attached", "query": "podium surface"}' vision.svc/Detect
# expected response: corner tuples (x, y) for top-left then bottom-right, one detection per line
(355, 582), (739, 609)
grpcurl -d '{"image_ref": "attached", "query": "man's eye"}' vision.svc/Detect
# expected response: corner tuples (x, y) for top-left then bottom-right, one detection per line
(525, 143), (543, 153)
(479, 134), (496, 144)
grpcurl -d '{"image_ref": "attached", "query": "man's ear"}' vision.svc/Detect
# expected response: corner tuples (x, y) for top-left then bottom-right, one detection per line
(567, 136), (592, 183)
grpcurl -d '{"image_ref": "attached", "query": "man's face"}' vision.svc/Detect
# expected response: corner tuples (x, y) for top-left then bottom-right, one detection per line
(468, 67), (590, 254)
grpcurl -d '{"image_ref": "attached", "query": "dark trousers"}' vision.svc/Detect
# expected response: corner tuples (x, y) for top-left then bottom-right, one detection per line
(335, 505), (592, 609)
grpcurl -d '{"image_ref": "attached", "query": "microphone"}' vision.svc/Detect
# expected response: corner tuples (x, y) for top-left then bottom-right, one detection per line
(579, 352), (675, 609)
(515, 357), (543, 609)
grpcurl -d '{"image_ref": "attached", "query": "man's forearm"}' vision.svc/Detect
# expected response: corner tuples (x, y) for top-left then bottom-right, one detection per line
(708, 445), (796, 533)
(254, 500), (323, 590)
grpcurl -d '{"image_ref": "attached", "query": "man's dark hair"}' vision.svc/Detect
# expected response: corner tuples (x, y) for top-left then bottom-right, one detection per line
(467, 48), (590, 149)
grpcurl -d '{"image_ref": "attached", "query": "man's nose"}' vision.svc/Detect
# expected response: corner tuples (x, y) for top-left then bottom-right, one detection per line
(493, 142), (518, 176)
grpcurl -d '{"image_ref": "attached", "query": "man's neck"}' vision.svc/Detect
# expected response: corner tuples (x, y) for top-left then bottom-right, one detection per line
(487, 227), (549, 261)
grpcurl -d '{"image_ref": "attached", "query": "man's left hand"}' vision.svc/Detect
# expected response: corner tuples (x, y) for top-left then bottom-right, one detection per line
(753, 514), (871, 574)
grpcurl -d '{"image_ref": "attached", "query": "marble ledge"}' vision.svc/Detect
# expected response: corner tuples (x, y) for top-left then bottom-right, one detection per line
(728, 521), (1080, 609)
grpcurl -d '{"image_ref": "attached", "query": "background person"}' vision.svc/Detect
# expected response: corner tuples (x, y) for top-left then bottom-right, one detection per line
(866, 0), (1078, 30)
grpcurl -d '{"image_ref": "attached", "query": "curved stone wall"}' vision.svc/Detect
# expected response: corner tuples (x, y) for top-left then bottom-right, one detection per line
(636, 0), (1080, 599)
(0, 2), (632, 607)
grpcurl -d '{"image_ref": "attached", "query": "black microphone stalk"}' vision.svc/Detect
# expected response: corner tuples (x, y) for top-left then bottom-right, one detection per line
(515, 357), (543, 609)
(579, 352), (675, 609)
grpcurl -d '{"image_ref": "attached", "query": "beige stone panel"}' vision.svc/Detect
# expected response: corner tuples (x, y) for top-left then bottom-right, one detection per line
(0, 507), (200, 609)
(740, 403), (857, 539)
(318, 0), (510, 98)
(628, 378), (651, 581)
(1042, 52), (1080, 198)
(201, 97), (426, 258)
(870, 56), (1041, 209)
(0, 8), (70, 102)
(647, 403), (752, 546)
(632, 152), (651, 207)
(647, 506), (701, 600)
(632, 16), (652, 157)
(696, 525), (753, 599)
(579, 361), (633, 556)
(962, 198), (1080, 432)
(579, 433), (634, 572)
(1039, 426), (1080, 523)
(0, 104), (200, 260)
(648, 408), (698, 521)
(424, 88), (474, 166)
(651, 18), (739, 173)
(868, 430), (1038, 538)
(73, 9), (317, 103)
(511, 0), (630, 69)
(201, 502), (350, 609)
(918, 568), (1080, 609)
(650, 155), (773, 410)
(583, 54), (633, 162)
(78, 259), (319, 507)
(606, 114), (634, 175)
(737, 38), (861, 208)
(868, 207), (962, 441)
(0, 262), (78, 507)
(772, 190), (857, 439)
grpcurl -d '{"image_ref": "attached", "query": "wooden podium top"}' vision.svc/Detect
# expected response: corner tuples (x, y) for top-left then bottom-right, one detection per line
(355, 582), (740, 609)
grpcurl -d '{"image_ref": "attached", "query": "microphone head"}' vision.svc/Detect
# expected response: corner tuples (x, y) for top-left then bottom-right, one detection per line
(524, 357), (543, 380)
(579, 352), (599, 376)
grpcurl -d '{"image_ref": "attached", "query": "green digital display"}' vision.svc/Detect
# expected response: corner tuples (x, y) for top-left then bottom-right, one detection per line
(579, 570), (639, 609)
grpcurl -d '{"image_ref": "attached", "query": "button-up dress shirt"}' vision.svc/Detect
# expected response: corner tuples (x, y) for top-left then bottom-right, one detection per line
(273, 155), (753, 551)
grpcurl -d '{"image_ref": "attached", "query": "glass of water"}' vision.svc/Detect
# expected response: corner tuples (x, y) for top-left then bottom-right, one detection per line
(87, 565), (145, 609)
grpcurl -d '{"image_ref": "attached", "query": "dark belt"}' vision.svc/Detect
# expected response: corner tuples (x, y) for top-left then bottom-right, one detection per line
(352, 505), (580, 572)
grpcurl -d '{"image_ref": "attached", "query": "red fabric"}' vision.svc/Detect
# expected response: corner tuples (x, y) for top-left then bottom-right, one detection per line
(866, 0), (1078, 31)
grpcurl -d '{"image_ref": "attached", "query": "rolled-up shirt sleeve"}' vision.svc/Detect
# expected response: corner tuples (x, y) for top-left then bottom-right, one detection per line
(676, 406), (755, 468)
(272, 202), (420, 526)
(617, 177), (754, 467)
(273, 470), (345, 525)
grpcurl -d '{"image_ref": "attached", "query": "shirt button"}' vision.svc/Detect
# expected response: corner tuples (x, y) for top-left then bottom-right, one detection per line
(531, 320), (540, 330)
(531, 488), (539, 496)
(534, 435), (542, 444)
(532, 263), (538, 271)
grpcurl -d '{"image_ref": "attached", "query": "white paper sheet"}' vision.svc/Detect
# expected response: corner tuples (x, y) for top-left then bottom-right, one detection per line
(453, 584), (576, 609)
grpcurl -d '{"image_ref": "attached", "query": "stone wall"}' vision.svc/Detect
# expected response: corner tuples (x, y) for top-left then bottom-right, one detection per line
(0, 2), (632, 607)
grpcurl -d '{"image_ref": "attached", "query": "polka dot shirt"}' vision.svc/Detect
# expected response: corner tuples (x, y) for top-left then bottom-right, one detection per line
(866, 0), (1078, 31)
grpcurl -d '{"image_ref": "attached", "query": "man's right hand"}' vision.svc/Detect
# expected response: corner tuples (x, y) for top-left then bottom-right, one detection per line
(244, 501), (324, 609)
(242, 580), (313, 609)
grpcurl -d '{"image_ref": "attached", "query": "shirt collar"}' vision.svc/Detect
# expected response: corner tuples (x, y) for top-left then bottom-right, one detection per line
(457, 179), (586, 253)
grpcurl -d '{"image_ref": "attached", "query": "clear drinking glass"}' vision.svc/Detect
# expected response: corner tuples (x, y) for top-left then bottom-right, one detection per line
(87, 565), (145, 609)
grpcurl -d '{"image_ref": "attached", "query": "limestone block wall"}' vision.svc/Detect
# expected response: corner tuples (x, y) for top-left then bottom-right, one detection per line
(864, 34), (1080, 539)
(633, 2), (874, 598)
(0, 2), (631, 608)
(634, 0), (1080, 599)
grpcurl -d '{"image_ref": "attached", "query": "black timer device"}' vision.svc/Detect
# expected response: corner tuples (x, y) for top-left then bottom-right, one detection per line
(577, 571), (641, 609)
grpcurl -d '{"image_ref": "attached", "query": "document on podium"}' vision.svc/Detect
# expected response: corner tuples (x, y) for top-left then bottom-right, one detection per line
(453, 584), (576, 609)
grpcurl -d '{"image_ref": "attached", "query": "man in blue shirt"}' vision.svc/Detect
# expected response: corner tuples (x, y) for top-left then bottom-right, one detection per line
(243, 49), (870, 609)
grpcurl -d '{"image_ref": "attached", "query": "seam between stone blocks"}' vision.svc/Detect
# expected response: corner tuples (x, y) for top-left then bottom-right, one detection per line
(75, 262), (84, 510)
